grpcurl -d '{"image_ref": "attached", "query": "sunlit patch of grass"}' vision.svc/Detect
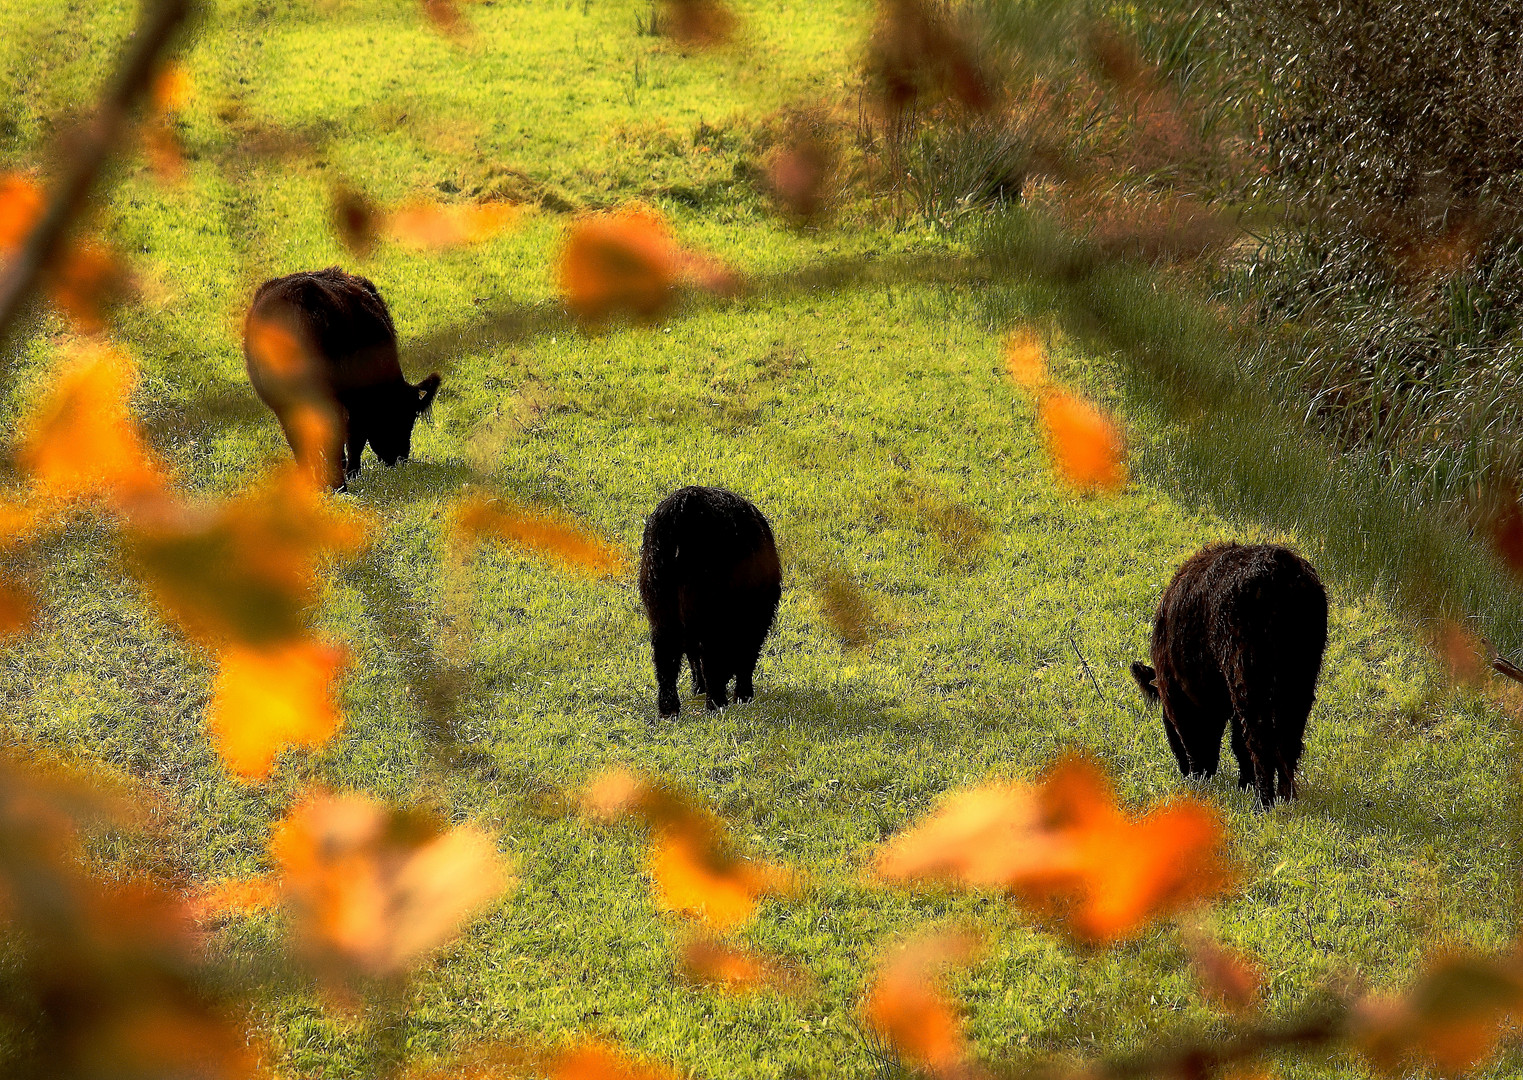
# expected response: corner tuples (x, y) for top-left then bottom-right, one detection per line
(0, 2), (1520, 1079)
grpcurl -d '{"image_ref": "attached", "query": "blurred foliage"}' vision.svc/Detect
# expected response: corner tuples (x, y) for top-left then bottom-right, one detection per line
(5, 1), (1523, 1078)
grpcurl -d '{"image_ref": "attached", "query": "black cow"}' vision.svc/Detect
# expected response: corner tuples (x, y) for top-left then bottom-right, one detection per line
(639, 486), (782, 717)
(1130, 542), (1328, 808)
(244, 267), (440, 488)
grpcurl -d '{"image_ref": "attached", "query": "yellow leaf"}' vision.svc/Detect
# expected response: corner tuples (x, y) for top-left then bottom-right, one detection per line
(271, 793), (513, 977)
(453, 496), (626, 577)
(1038, 389), (1127, 493)
(875, 757), (1231, 941)
(207, 639), (348, 780)
(863, 929), (980, 1076)
(17, 344), (163, 505)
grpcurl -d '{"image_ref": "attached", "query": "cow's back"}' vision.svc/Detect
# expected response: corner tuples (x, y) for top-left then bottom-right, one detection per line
(245, 267), (403, 398)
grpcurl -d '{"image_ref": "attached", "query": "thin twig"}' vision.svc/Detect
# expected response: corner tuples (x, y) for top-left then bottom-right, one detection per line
(1492, 654), (1523, 686)
(1001, 1006), (1348, 1080)
(1067, 633), (1106, 703)
(0, 0), (197, 351)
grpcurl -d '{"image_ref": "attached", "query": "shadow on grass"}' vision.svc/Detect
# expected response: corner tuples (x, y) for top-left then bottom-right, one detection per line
(141, 384), (269, 447)
(338, 546), (470, 757)
(1302, 777), (1488, 847)
(605, 678), (903, 740)
(344, 457), (483, 503)
(727, 682), (903, 737)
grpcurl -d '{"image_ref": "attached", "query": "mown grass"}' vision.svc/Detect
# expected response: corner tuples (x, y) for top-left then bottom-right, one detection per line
(2, 2), (1523, 1078)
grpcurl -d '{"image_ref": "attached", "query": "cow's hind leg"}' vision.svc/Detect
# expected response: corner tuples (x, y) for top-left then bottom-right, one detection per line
(732, 592), (777, 704)
(692, 632), (730, 712)
(652, 627), (683, 718)
(699, 648), (730, 712)
(275, 409), (346, 490)
(1160, 707), (1192, 776)
(1224, 656), (1284, 808)
(344, 419), (367, 479)
(1158, 677), (1228, 779)
(1229, 718), (1252, 790)
(734, 661), (757, 704)
(1273, 688), (1315, 802)
(686, 647), (706, 695)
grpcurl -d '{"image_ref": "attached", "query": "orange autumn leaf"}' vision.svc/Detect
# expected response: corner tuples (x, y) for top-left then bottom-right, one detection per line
(0, 759), (266, 1080)
(582, 766), (648, 821)
(385, 201), (520, 249)
(420, 0), (470, 35)
(677, 935), (797, 993)
(245, 315), (314, 380)
(1003, 328), (1047, 389)
(51, 242), (126, 330)
(863, 930), (980, 1076)
(0, 173), (43, 248)
(144, 65), (192, 183)
(1185, 930), (1264, 1011)
(0, 173), (124, 326)
(1354, 955), (1523, 1076)
(1435, 619), (1488, 685)
(558, 209), (682, 321)
(152, 64), (192, 113)
(766, 138), (834, 222)
(103, 1006), (261, 1080)
(453, 495), (626, 577)
(271, 793), (513, 977)
(144, 124), (185, 183)
(556, 207), (738, 323)
(552, 1040), (684, 1080)
(1037, 759), (1227, 940)
(648, 832), (790, 931)
(0, 500), (41, 543)
(331, 183), (380, 257)
(243, 317), (344, 479)
(867, 0), (996, 114)
(280, 400), (346, 485)
(875, 781), (1052, 886)
(814, 568), (880, 650)
(1485, 489), (1523, 576)
(17, 344), (164, 505)
(679, 250), (741, 298)
(0, 576), (36, 639)
(660, 0), (737, 47)
(581, 768), (796, 930)
(190, 876), (282, 921)
(875, 757), (1230, 941)
(125, 466), (369, 646)
(1038, 389), (1127, 493)
(206, 638), (348, 780)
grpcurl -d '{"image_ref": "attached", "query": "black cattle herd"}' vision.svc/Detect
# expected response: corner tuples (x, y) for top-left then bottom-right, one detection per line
(242, 266), (1329, 809)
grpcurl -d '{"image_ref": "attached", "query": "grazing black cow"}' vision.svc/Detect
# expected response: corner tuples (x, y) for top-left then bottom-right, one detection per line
(639, 486), (782, 717)
(244, 267), (440, 488)
(1130, 542), (1328, 808)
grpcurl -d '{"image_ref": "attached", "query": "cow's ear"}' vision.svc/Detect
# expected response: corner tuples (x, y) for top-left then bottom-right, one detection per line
(415, 372), (442, 416)
(1130, 661), (1160, 701)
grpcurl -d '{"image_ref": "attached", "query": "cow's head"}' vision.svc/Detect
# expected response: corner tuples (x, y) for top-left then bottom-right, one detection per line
(1129, 661), (1160, 702)
(369, 372), (442, 466)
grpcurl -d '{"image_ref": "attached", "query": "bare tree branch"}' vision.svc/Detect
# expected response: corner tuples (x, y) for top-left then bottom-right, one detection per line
(998, 1006), (1349, 1080)
(1493, 654), (1523, 685)
(0, 0), (198, 351)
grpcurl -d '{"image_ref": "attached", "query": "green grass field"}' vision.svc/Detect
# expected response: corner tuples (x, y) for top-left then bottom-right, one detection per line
(3, 2), (1522, 1077)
